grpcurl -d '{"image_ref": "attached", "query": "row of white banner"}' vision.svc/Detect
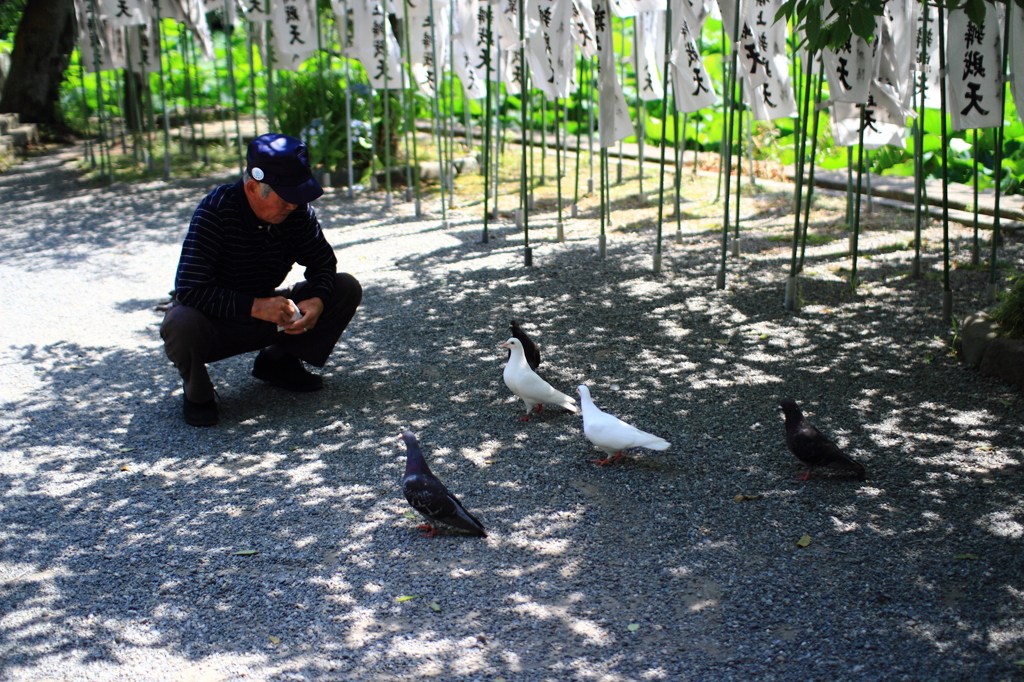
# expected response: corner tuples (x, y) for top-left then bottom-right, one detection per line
(75, 0), (1024, 149)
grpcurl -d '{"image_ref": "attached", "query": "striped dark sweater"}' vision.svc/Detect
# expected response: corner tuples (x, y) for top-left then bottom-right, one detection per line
(174, 180), (337, 321)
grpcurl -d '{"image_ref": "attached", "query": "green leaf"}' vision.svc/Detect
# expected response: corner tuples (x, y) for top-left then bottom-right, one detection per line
(396, 595), (419, 602)
(429, 601), (442, 612)
(963, 0), (987, 28)
(627, 623), (640, 631)
(848, 12), (874, 42)
(796, 534), (812, 547)
(954, 553), (978, 560)
(232, 550), (258, 556)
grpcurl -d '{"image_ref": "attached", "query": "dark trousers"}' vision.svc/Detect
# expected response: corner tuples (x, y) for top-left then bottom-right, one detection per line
(161, 273), (362, 403)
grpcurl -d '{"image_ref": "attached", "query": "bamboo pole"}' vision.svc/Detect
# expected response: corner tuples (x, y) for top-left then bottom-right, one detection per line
(717, 4), (740, 290)
(850, 105), (866, 288)
(653, 3), (672, 273)
(987, 0), (1012, 302)
(938, 3), (952, 321)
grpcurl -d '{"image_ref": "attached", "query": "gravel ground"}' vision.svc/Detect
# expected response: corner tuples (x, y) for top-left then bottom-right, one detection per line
(1, 145), (1023, 682)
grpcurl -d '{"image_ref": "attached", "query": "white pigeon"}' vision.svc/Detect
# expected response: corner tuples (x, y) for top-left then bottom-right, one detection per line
(577, 384), (670, 465)
(501, 337), (578, 420)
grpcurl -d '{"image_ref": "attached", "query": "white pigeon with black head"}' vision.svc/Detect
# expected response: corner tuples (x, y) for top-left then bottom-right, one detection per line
(500, 337), (577, 420)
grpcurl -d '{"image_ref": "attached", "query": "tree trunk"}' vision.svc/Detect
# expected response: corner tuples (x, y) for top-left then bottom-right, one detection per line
(0, 0), (76, 131)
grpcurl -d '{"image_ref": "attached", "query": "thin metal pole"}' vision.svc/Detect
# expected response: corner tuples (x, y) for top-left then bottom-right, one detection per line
(154, 0), (172, 178)
(717, 5), (740, 289)
(555, 93), (564, 240)
(912, 1), (928, 278)
(938, 3), (952, 321)
(972, 128), (980, 265)
(850, 105), (866, 288)
(245, 20), (258, 138)
(799, 59), (825, 272)
(224, 1), (244, 171)
(88, 0), (111, 182)
(588, 55), (595, 193)
(789, 46), (815, 281)
(654, 3), (672, 272)
(342, 0), (354, 196)
(426, 0), (448, 220)
(77, 45), (94, 168)
(988, 1), (1012, 301)
(402, 0), (421, 212)
(518, 0), (531, 264)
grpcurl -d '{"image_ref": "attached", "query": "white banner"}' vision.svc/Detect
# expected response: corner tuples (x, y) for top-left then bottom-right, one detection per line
(831, 81), (913, 148)
(126, 21), (161, 73)
(670, 0), (715, 112)
(821, 0), (879, 104)
(570, 0), (599, 58)
(1009, 2), (1024, 125)
(947, 6), (1003, 131)
(271, 0), (317, 57)
(406, 0), (450, 97)
(242, 0), (269, 21)
(635, 10), (664, 101)
(594, 0), (634, 146)
(99, 0), (149, 26)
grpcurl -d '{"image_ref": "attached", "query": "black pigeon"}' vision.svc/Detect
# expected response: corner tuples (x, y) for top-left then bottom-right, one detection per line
(779, 398), (866, 481)
(401, 430), (487, 537)
(507, 320), (541, 370)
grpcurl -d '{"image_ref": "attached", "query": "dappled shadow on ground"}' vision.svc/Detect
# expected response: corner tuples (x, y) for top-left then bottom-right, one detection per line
(1, 177), (1023, 681)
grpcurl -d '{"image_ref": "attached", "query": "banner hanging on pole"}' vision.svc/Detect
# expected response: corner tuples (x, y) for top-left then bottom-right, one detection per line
(594, 0), (635, 146)
(946, 6), (1002, 131)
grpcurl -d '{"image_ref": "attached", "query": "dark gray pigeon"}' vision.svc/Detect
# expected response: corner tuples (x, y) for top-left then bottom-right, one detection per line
(401, 430), (487, 537)
(507, 320), (541, 370)
(779, 398), (866, 481)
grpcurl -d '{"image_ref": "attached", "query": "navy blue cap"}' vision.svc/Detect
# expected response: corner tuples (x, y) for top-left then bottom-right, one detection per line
(246, 133), (323, 205)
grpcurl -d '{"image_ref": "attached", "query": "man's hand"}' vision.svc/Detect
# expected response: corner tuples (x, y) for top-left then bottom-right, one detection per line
(282, 297), (324, 335)
(252, 296), (299, 327)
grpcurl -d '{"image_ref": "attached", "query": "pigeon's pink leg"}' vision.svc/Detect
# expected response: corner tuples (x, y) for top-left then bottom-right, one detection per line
(519, 414), (531, 422)
(797, 471), (813, 482)
(593, 452), (624, 466)
(532, 404), (544, 413)
(417, 523), (439, 538)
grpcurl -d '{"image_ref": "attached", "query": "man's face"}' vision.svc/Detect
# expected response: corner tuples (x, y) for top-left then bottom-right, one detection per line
(244, 179), (298, 224)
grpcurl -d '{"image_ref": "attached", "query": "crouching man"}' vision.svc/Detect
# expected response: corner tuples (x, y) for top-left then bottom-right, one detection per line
(161, 133), (362, 426)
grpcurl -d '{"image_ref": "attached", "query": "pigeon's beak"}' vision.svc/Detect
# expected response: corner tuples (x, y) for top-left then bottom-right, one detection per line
(499, 341), (511, 349)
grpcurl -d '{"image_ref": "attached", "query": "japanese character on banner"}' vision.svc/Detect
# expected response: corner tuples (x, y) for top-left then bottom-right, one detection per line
(452, 0), (486, 99)
(946, 7), (1002, 131)
(271, 0), (316, 57)
(76, 0), (128, 72)
(244, 0), (270, 22)
(670, 0), (716, 112)
(526, 0), (576, 98)
(126, 20), (162, 74)
(594, 0), (635, 147)
(99, 0), (149, 26)
(634, 10), (664, 102)
(734, 0), (770, 90)
(404, 0), (450, 97)
(746, 49), (795, 120)
(830, 80), (916, 148)
(743, 0), (793, 120)
(911, 1), (943, 107)
(570, 0), (599, 59)
(820, 0), (880, 104)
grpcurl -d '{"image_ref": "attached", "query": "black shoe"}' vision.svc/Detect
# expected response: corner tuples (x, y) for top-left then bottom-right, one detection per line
(252, 350), (324, 392)
(183, 393), (219, 426)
